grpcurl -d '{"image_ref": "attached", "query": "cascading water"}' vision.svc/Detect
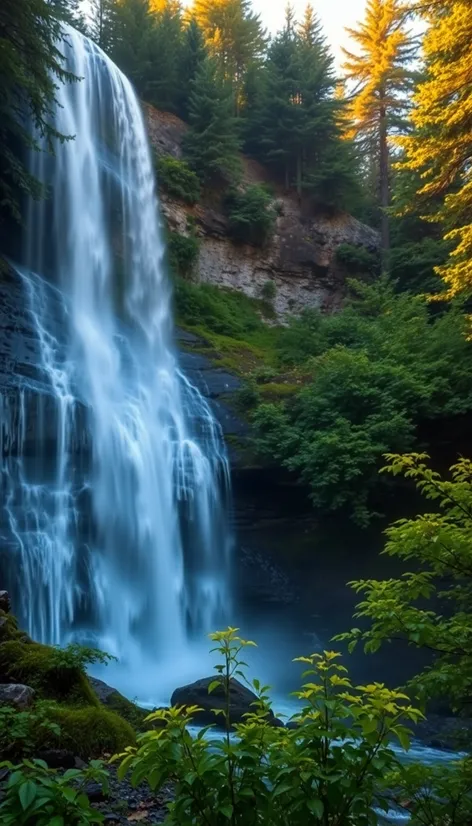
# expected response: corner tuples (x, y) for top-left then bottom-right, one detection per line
(0, 27), (232, 701)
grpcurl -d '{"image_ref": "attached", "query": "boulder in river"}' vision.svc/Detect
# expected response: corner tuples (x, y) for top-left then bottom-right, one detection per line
(0, 683), (35, 709)
(171, 676), (282, 728)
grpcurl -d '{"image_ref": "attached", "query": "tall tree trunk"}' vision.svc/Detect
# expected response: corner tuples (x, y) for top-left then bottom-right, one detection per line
(379, 95), (390, 271)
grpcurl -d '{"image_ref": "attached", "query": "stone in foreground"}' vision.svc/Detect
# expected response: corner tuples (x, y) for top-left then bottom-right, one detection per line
(171, 676), (281, 728)
(0, 683), (35, 709)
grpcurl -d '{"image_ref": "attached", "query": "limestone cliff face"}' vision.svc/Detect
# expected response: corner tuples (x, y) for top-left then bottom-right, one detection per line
(145, 105), (379, 319)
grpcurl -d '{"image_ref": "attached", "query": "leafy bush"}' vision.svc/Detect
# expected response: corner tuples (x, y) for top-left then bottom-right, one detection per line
(175, 279), (266, 337)
(0, 702), (135, 761)
(335, 243), (380, 275)
(338, 453), (472, 713)
(168, 230), (200, 278)
(155, 155), (201, 204)
(260, 279), (276, 301)
(225, 185), (276, 246)
(0, 641), (101, 706)
(251, 278), (472, 522)
(0, 705), (61, 760)
(234, 382), (261, 411)
(115, 628), (422, 826)
(389, 759), (472, 826)
(0, 758), (108, 825)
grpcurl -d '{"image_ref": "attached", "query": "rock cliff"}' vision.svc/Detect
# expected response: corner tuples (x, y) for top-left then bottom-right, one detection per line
(145, 105), (379, 320)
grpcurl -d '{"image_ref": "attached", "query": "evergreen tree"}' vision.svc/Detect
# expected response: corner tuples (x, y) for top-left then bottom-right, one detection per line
(48, 0), (86, 29)
(147, 0), (184, 111)
(192, 0), (266, 108)
(0, 0), (75, 228)
(88, 0), (116, 51)
(183, 57), (241, 183)
(108, 0), (156, 99)
(399, 0), (472, 299)
(177, 17), (207, 120)
(252, 3), (356, 209)
(342, 0), (414, 268)
(255, 5), (300, 189)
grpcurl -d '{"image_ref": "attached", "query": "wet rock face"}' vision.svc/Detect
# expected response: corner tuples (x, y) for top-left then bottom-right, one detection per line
(146, 106), (379, 321)
(0, 683), (35, 709)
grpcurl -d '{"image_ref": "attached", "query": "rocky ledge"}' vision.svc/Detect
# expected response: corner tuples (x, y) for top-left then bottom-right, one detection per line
(146, 106), (379, 320)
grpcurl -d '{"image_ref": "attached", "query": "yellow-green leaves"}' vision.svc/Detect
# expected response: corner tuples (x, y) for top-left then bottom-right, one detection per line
(399, 0), (472, 298)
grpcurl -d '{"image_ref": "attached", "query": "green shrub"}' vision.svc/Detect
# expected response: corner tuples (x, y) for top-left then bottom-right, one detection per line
(168, 230), (200, 278)
(335, 243), (380, 275)
(250, 365), (279, 384)
(40, 705), (136, 758)
(115, 628), (422, 826)
(235, 382), (261, 411)
(0, 757), (109, 825)
(225, 184), (276, 246)
(260, 279), (276, 301)
(0, 641), (100, 706)
(155, 155), (201, 204)
(251, 278), (472, 522)
(0, 702), (135, 761)
(0, 705), (61, 760)
(175, 279), (265, 337)
(0, 609), (26, 643)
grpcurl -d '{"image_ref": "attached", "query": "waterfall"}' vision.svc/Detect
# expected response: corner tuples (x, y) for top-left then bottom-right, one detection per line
(0, 28), (232, 700)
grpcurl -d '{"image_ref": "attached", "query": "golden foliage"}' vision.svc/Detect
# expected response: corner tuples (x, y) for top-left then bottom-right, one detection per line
(400, 0), (472, 297)
(342, 0), (413, 141)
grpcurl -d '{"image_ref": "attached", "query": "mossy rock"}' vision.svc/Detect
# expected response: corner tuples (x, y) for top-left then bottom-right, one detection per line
(0, 640), (99, 706)
(36, 704), (136, 759)
(0, 610), (25, 644)
(104, 690), (149, 730)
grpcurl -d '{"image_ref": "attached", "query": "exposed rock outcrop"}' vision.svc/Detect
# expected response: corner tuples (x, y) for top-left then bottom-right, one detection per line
(171, 675), (282, 728)
(0, 683), (35, 709)
(146, 106), (379, 320)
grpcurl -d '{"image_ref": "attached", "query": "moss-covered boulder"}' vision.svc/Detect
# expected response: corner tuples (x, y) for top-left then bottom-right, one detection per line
(38, 704), (136, 758)
(0, 640), (99, 706)
(89, 676), (149, 729)
(0, 609), (28, 644)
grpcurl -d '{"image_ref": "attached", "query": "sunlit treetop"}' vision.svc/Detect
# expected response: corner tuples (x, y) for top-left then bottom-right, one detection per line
(399, 0), (472, 299)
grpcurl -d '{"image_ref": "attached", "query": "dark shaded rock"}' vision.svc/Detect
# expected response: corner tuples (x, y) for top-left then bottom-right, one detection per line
(0, 592), (11, 613)
(89, 676), (117, 704)
(171, 676), (281, 728)
(37, 749), (76, 769)
(84, 781), (109, 802)
(0, 683), (35, 709)
(89, 676), (149, 728)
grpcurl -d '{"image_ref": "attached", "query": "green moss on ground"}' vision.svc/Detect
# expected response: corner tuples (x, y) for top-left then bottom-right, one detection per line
(258, 382), (299, 401)
(0, 640), (99, 707)
(40, 704), (136, 758)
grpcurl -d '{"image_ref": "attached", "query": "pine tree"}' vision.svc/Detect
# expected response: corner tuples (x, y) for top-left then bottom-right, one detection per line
(399, 0), (472, 299)
(108, 0), (156, 98)
(255, 5), (300, 189)
(147, 0), (184, 111)
(48, 0), (86, 29)
(253, 3), (351, 207)
(177, 17), (207, 120)
(88, 0), (116, 51)
(183, 57), (241, 183)
(192, 0), (266, 108)
(342, 0), (414, 268)
(0, 0), (75, 228)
